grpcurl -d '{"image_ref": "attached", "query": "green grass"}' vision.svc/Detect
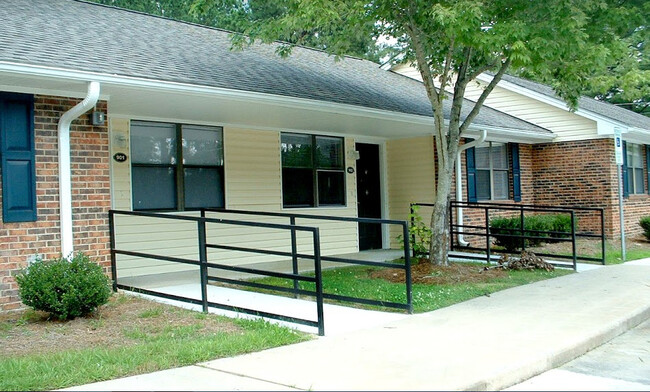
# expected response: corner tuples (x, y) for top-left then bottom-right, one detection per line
(252, 262), (573, 313)
(0, 317), (307, 391)
(605, 247), (650, 264)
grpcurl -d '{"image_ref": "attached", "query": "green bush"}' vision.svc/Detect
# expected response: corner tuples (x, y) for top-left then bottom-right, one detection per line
(397, 205), (432, 258)
(16, 252), (112, 320)
(490, 214), (574, 251)
(640, 216), (650, 241)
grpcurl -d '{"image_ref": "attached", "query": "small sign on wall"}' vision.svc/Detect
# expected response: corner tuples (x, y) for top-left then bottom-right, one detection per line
(614, 128), (623, 165)
(113, 152), (128, 162)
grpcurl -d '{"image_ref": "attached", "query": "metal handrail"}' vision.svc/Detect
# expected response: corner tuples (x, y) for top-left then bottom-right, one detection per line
(109, 209), (325, 335)
(409, 202), (606, 269)
(203, 207), (413, 313)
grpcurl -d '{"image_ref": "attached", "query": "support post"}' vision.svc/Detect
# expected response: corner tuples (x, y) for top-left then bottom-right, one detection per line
(403, 222), (413, 314)
(600, 208), (606, 265)
(198, 218), (209, 313)
(571, 211), (577, 271)
(108, 210), (117, 292)
(312, 229), (325, 336)
(485, 208), (491, 264)
(520, 205), (525, 251)
(617, 164), (626, 263)
(290, 216), (299, 298)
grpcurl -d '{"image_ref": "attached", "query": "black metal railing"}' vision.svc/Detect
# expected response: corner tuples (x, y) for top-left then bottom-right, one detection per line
(410, 202), (606, 270)
(202, 208), (413, 314)
(109, 209), (325, 335)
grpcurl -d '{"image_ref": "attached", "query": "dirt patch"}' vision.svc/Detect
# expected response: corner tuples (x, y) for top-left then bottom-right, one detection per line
(369, 259), (507, 284)
(530, 234), (650, 257)
(0, 294), (241, 358)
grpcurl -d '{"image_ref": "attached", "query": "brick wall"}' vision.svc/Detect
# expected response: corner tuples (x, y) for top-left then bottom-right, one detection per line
(532, 138), (650, 238)
(0, 95), (111, 312)
(446, 138), (650, 246)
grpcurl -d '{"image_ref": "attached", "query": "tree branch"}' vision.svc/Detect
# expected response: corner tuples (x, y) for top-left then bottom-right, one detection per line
(459, 56), (512, 135)
(439, 37), (456, 91)
(466, 57), (500, 84)
(405, 26), (440, 104)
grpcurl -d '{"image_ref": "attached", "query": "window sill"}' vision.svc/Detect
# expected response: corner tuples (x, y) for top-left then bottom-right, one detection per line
(282, 205), (348, 211)
(626, 194), (649, 200)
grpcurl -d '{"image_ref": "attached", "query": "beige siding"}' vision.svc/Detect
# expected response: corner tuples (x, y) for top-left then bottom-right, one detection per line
(392, 64), (599, 142)
(392, 63), (423, 81)
(109, 118), (131, 210)
(109, 122), (359, 278)
(386, 136), (436, 247)
(463, 82), (598, 142)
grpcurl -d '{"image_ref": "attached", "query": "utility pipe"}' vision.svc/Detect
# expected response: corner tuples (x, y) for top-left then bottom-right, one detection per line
(58, 81), (100, 257)
(455, 130), (487, 246)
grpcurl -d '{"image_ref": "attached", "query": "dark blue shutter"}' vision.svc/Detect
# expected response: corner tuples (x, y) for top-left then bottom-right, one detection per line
(466, 147), (477, 202)
(622, 141), (629, 197)
(510, 143), (521, 202)
(0, 93), (37, 222)
(646, 145), (650, 194)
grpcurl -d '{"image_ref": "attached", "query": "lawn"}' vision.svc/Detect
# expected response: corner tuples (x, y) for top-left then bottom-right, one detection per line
(249, 260), (573, 313)
(529, 234), (650, 265)
(0, 294), (308, 391)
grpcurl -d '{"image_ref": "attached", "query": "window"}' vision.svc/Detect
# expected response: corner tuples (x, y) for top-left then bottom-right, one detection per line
(281, 133), (345, 208)
(475, 142), (509, 200)
(130, 121), (224, 211)
(626, 143), (645, 194)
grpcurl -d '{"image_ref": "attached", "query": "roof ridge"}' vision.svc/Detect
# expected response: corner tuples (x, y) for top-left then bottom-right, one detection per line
(72, 0), (375, 65)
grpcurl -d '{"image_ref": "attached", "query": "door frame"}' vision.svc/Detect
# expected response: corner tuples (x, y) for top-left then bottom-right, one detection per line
(353, 137), (389, 249)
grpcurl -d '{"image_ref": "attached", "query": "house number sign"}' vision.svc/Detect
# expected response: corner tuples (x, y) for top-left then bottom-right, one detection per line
(113, 153), (128, 162)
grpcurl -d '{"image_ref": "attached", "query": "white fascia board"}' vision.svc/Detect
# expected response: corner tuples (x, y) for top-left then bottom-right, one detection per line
(624, 127), (650, 145)
(475, 73), (627, 134)
(464, 124), (555, 143)
(0, 61), (436, 126)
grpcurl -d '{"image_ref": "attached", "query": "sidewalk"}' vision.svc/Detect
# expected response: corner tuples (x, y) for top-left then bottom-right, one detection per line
(63, 261), (650, 391)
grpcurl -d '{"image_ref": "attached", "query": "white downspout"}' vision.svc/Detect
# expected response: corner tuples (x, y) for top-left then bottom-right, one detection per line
(58, 81), (100, 258)
(456, 130), (487, 246)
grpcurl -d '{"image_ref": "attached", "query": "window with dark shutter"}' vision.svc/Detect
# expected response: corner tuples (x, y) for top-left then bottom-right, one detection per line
(0, 92), (37, 223)
(466, 142), (520, 202)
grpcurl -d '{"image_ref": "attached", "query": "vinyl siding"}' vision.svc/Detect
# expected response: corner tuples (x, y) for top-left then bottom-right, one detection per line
(463, 82), (598, 142)
(392, 64), (599, 142)
(386, 136), (436, 247)
(109, 122), (359, 278)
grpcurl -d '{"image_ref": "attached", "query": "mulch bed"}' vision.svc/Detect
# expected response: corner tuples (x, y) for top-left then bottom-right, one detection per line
(369, 259), (506, 284)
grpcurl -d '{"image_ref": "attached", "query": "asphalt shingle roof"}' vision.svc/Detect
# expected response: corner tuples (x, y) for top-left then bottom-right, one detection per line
(500, 74), (650, 131)
(0, 0), (550, 135)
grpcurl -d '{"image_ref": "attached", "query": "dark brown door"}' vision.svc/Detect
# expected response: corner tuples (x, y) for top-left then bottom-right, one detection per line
(356, 143), (382, 250)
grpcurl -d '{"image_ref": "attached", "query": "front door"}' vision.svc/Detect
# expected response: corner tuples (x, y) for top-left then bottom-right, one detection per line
(356, 143), (382, 250)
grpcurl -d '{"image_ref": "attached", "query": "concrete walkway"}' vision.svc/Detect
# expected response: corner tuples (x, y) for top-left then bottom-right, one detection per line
(63, 260), (650, 391)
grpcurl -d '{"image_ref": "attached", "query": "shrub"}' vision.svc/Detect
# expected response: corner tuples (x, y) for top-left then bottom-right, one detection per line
(16, 252), (112, 320)
(397, 205), (432, 258)
(640, 216), (650, 241)
(490, 214), (574, 251)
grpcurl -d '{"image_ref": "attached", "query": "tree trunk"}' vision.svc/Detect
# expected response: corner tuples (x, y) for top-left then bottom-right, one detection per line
(429, 164), (453, 265)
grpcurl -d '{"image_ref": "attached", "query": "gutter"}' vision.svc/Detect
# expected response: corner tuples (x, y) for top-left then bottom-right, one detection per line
(58, 81), (100, 257)
(455, 130), (487, 246)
